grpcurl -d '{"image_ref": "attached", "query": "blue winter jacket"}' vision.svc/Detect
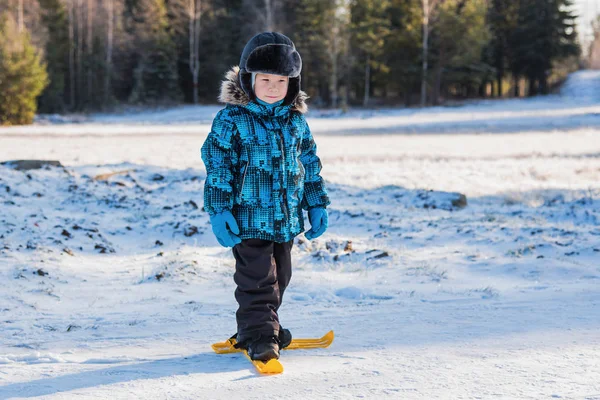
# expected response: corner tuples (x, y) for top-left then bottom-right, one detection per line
(201, 66), (330, 243)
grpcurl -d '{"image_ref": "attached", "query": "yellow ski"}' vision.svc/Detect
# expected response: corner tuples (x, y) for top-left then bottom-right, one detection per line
(211, 331), (334, 374)
(242, 350), (284, 374)
(211, 330), (334, 354)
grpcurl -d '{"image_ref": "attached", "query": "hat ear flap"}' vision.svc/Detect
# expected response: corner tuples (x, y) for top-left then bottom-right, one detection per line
(239, 71), (256, 99)
(283, 76), (300, 106)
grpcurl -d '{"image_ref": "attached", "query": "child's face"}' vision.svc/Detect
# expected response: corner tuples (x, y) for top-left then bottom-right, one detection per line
(254, 73), (289, 103)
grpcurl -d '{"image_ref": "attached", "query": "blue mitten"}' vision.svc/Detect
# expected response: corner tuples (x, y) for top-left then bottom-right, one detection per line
(210, 211), (242, 247)
(305, 207), (328, 240)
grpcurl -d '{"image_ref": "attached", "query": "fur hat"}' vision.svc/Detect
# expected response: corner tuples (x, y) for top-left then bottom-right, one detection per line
(238, 32), (302, 106)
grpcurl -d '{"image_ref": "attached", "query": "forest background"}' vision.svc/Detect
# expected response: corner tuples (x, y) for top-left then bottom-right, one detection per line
(0, 0), (596, 125)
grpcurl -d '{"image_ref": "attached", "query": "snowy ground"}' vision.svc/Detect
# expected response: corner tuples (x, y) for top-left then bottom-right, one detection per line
(0, 70), (599, 399)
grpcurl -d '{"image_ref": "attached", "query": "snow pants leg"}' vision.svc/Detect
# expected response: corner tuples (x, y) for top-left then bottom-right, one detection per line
(232, 238), (293, 343)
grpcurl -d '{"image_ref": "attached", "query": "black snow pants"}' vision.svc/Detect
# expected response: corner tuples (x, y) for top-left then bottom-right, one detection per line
(232, 238), (293, 344)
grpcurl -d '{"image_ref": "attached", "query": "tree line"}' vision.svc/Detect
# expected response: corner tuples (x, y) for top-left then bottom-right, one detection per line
(0, 0), (581, 125)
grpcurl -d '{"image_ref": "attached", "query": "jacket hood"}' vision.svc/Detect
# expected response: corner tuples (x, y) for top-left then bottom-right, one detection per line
(218, 66), (308, 114)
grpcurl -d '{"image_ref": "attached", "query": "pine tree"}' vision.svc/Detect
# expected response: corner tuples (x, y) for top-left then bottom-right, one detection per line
(196, 0), (243, 102)
(430, 0), (490, 103)
(488, 0), (519, 97)
(512, 0), (579, 95)
(289, 0), (338, 105)
(350, 0), (391, 106)
(129, 0), (181, 103)
(37, 0), (69, 113)
(0, 13), (49, 125)
(384, 0), (422, 105)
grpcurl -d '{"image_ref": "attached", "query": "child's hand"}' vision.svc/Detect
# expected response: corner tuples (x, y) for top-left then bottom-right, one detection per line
(210, 211), (242, 247)
(305, 207), (328, 240)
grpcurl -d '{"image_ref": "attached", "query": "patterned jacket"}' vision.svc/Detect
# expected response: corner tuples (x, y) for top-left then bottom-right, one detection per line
(201, 67), (330, 243)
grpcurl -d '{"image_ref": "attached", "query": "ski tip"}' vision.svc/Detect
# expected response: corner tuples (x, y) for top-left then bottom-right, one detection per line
(322, 330), (334, 346)
(257, 359), (284, 374)
(243, 350), (284, 374)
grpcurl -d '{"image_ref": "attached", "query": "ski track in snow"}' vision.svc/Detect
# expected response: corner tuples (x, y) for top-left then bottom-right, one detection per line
(0, 70), (599, 399)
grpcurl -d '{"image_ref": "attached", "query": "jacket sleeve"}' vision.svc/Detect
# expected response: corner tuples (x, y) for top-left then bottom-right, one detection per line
(201, 109), (238, 216)
(299, 117), (331, 211)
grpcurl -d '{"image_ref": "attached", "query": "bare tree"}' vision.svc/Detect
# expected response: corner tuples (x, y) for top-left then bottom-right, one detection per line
(264, 0), (273, 31)
(241, 0), (281, 37)
(328, 1), (350, 109)
(329, 29), (338, 108)
(76, 0), (83, 107)
(105, 0), (114, 104)
(420, 0), (442, 106)
(188, 0), (201, 104)
(68, 0), (75, 108)
(87, 0), (93, 102)
(363, 53), (370, 106)
(17, 0), (24, 32)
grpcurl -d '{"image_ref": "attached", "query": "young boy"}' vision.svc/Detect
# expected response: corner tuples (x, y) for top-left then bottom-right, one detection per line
(201, 32), (330, 361)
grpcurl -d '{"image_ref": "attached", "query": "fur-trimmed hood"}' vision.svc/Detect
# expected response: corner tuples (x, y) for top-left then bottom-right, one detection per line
(218, 66), (308, 114)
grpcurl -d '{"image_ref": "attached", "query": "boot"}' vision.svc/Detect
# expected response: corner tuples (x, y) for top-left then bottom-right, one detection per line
(247, 335), (280, 361)
(278, 328), (292, 349)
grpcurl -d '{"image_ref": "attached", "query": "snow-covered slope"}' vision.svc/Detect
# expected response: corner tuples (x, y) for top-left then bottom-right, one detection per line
(0, 71), (599, 399)
(560, 69), (600, 104)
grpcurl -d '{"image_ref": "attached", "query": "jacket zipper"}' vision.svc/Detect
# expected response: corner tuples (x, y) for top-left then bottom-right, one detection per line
(276, 131), (289, 221)
(239, 160), (249, 198)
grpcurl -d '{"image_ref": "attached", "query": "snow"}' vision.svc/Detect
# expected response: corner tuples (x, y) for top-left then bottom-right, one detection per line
(0, 70), (599, 399)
